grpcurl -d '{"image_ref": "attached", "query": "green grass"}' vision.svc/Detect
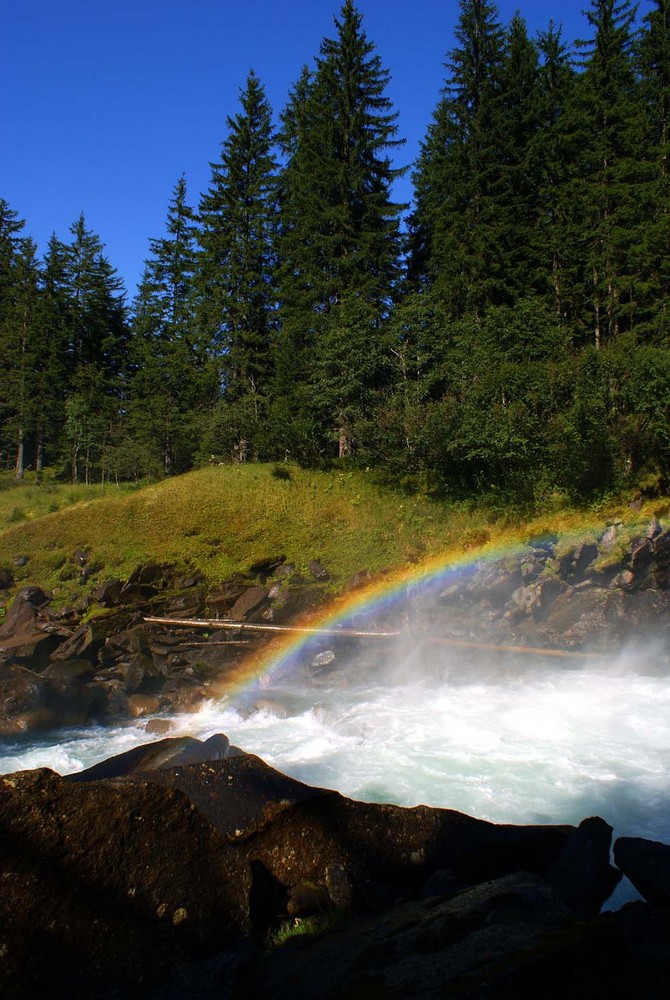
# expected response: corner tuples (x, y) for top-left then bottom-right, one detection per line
(0, 463), (665, 608)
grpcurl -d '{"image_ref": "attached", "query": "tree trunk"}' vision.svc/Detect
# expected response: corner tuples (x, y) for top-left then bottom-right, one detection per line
(15, 427), (24, 480)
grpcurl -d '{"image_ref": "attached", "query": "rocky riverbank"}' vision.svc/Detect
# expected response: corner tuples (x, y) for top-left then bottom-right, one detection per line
(1, 516), (669, 735)
(1, 734), (670, 998)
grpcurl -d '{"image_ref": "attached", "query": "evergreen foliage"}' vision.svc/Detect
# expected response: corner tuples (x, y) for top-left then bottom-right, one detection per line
(1, 0), (669, 505)
(197, 70), (278, 461)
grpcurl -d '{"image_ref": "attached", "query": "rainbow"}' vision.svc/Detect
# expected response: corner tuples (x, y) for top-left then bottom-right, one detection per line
(215, 536), (556, 702)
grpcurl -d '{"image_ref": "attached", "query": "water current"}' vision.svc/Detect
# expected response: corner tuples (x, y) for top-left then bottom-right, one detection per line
(2, 645), (668, 907)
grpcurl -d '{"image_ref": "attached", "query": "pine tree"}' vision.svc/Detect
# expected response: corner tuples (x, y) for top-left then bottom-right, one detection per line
(276, 0), (404, 458)
(197, 70), (278, 460)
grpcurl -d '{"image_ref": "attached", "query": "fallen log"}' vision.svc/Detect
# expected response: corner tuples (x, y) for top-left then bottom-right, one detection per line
(142, 615), (606, 659)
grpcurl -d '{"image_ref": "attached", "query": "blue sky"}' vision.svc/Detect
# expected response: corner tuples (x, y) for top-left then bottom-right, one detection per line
(3, 0), (652, 298)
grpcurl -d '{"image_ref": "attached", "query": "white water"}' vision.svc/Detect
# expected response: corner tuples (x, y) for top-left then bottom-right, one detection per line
(2, 645), (669, 907)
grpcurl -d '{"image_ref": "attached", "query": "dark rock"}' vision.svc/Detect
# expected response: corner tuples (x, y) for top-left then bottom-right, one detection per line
(67, 734), (232, 781)
(127, 693), (162, 717)
(614, 837), (670, 908)
(229, 585), (269, 620)
(258, 871), (631, 1000)
(630, 537), (654, 572)
(0, 768), (250, 999)
(572, 541), (598, 577)
(42, 658), (94, 682)
(0, 664), (49, 734)
(121, 562), (165, 590)
(309, 559), (331, 582)
(419, 867), (465, 900)
(547, 816), (621, 917)
(91, 578), (123, 605)
(0, 586), (50, 638)
(73, 548), (90, 566)
(51, 611), (134, 664)
(0, 566), (13, 589)
(12, 554), (28, 567)
(146, 717), (172, 735)
(286, 882), (332, 917)
(248, 555), (286, 576)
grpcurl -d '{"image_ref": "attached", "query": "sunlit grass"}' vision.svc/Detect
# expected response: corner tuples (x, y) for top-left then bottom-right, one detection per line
(0, 463), (665, 609)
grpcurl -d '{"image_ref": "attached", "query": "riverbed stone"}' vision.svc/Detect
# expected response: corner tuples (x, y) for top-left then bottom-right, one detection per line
(0, 767), (250, 999)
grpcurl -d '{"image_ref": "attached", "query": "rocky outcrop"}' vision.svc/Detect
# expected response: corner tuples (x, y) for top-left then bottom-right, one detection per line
(1, 737), (669, 999)
(0, 558), (334, 735)
(0, 763), (250, 999)
(1, 515), (669, 735)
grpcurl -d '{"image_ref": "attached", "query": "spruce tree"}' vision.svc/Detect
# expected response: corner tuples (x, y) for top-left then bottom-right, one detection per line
(61, 214), (128, 482)
(276, 0), (404, 458)
(0, 237), (41, 478)
(532, 23), (580, 325)
(128, 176), (208, 476)
(573, 0), (647, 346)
(410, 0), (506, 318)
(637, 0), (670, 339)
(197, 70), (278, 460)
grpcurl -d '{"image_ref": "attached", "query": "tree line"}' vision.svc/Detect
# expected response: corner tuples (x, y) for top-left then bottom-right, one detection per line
(1, 0), (669, 503)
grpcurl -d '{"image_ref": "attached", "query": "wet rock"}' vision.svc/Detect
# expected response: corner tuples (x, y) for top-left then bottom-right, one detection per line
(67, 734), (232, 781)
(547, 816), (621, 917)
(146, 717), (172, 735)
(614, 837), (670, 908)
(0, 768), (250, 999)
(126, 693), (161, 718)
(0, 664), (49, 734)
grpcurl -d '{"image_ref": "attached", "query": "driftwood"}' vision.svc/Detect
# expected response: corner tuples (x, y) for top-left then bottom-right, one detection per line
(142, 616), (606, 659)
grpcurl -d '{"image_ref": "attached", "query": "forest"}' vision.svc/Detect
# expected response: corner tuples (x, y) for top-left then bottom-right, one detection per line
(1, 0), (669, 506)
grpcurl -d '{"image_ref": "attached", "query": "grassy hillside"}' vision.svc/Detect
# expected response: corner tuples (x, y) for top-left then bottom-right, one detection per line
(0, 464), (666, 610)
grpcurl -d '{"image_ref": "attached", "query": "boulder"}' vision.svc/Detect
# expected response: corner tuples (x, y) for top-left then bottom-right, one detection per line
(546, 816), (621, 917)
(229, 586), (269, 620)
(258, 871), (630, 1000)
(0, 586), (50, 638)
(67, 733), (233, 781)
(0, 768), (250, 999)
(614, 836), (670, 908)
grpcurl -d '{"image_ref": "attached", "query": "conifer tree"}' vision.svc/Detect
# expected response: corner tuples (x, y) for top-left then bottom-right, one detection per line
(637, 0), (670, 338)
(532, 23), (580, 324)
(61, 214), (128, 482)
(410, 0), (506, 318)
(276, 0), (404, 458)
(197, 70), (278, 460)
(572, 0), (647, 346)
(0, 237), (41, 478)
(128, 176), (208, 476)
